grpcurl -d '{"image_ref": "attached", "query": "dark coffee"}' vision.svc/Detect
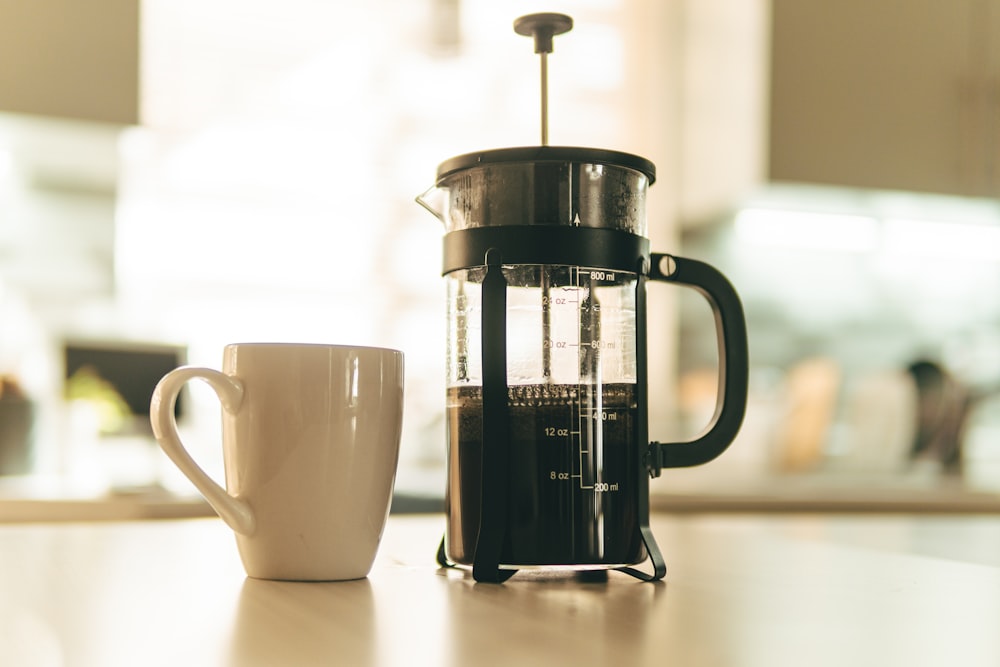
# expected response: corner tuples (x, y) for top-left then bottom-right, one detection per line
(445, 383), (645, 567)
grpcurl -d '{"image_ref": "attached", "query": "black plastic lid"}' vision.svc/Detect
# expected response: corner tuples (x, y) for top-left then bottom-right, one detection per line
(435, 145), (656, 185)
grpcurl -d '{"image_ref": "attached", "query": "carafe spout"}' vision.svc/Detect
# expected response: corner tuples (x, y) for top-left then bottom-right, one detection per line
(416, 185), (446, 224)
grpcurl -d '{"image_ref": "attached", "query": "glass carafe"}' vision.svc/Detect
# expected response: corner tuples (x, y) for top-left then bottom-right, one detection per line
(419, 146), (749, 582)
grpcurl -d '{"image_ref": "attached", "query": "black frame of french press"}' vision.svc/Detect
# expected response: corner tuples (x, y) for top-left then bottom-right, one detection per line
(441, 223), (667, 583)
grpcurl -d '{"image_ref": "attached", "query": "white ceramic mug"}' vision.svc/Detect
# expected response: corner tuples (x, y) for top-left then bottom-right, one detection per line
(150, 343), (404, 581)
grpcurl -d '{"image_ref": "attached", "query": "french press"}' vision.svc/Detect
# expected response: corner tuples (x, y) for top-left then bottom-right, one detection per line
(418, 13), (749, 583)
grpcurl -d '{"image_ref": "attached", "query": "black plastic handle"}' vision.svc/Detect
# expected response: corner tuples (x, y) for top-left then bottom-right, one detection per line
(647, 253), (749, 474)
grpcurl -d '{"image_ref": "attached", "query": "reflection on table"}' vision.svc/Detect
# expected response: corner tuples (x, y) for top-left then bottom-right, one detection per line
(1, 514), (999, 666)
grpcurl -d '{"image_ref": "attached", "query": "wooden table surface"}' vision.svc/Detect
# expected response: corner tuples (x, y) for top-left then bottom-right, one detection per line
(1, 513), (999, 667)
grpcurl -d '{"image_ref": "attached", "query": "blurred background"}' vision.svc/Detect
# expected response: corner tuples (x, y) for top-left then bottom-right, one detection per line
(1, 0), (998, 516)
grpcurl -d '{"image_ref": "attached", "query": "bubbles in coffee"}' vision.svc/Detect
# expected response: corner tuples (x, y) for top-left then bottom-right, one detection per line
(445, 382), (645, 567)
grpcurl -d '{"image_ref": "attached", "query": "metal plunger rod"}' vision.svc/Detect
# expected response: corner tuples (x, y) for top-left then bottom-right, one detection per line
(514, 13), (573, 146)
(540, 51), (550, 145)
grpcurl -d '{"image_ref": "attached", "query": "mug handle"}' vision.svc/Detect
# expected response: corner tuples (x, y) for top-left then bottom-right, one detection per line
(150, 367), (256, 535)
(646, 253), (749, 475)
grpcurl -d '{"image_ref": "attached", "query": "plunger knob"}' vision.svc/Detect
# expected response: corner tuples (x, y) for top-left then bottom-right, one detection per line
(513, 13), (573, 54)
